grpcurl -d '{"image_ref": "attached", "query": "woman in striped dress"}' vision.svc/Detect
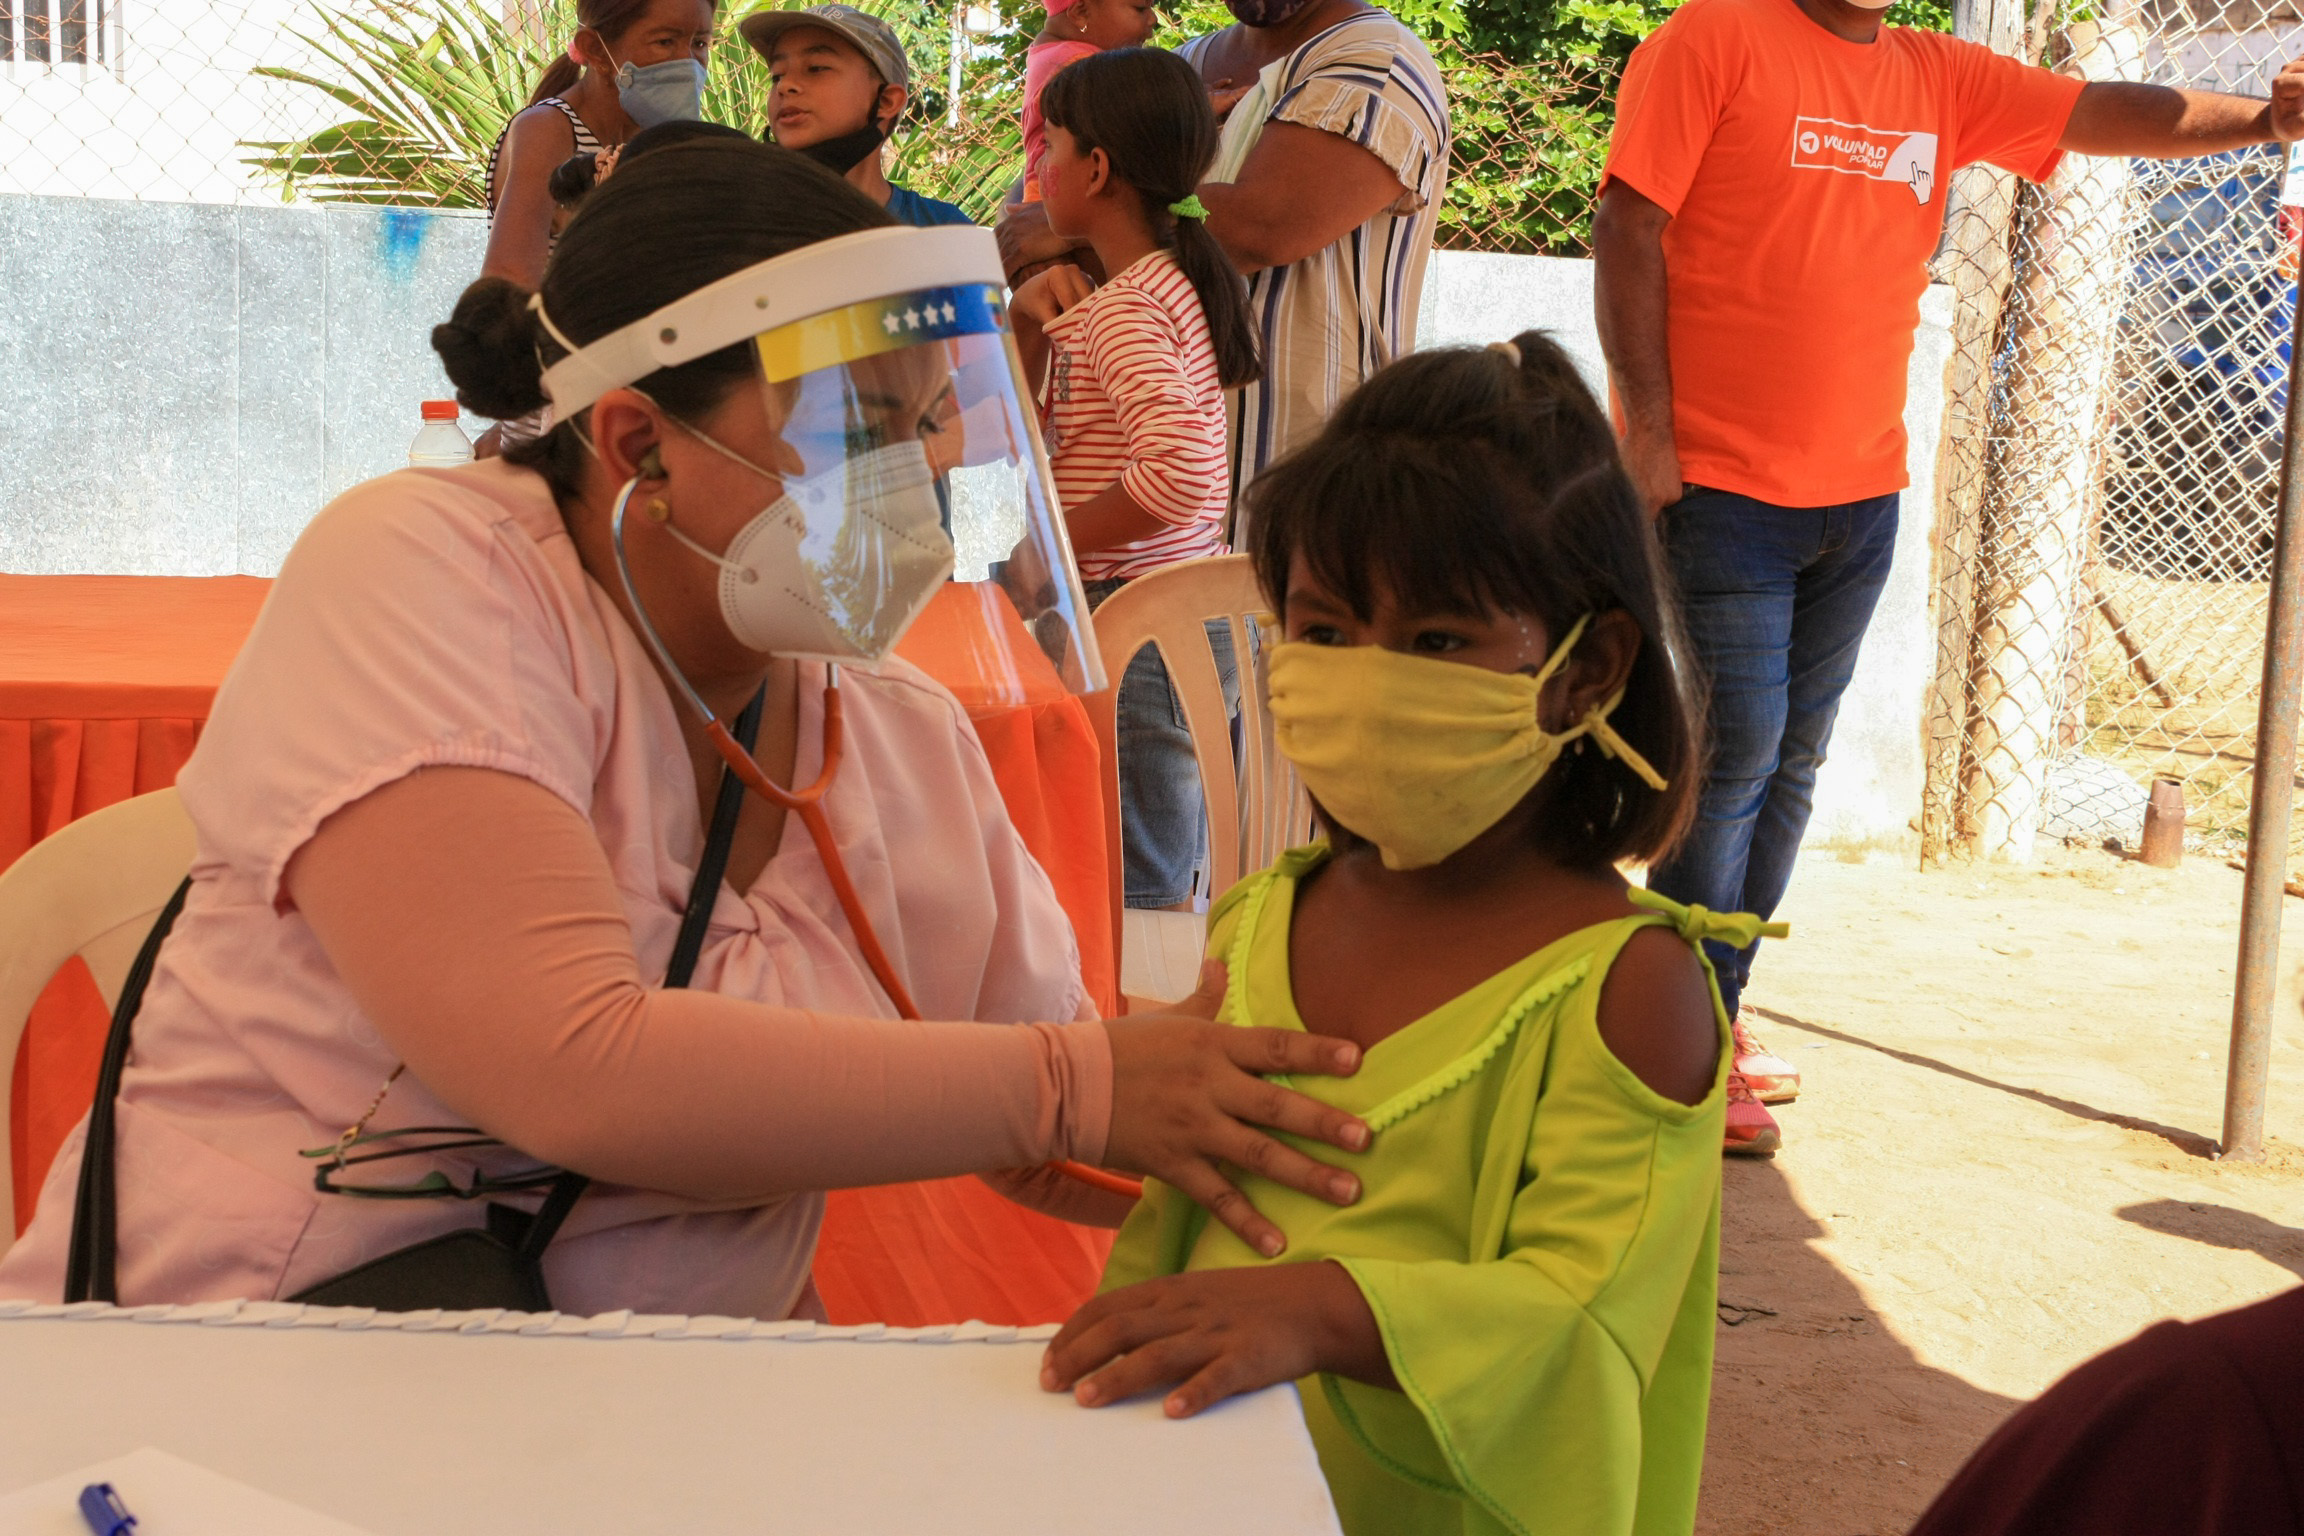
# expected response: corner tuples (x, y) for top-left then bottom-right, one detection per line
(1009, 48), (1262, 913)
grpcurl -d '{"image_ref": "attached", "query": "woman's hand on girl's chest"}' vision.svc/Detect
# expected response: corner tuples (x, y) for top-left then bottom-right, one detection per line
(1042, 1260), (1395, 1418)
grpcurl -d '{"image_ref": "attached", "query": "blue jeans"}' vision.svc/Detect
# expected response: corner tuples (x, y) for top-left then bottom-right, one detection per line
(1085, 579), (1240, 909)
(1646, 488), (1900, 1015)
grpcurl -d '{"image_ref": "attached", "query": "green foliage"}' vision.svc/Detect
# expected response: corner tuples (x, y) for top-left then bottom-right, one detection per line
(1435, 44), (1613, 255)
(242, 0), (554, 206)
(886, 50), (1027, 222)
(1470, 0), (1948, 62)
(243, 0), (790, 206)
(1885, 0), (1954, 30)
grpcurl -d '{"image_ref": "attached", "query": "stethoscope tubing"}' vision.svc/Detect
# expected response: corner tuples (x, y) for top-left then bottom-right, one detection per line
(610, 474), (1141, 1202)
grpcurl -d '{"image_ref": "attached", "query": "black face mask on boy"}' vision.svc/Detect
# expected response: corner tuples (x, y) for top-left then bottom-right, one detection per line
(789, 85), (898, 176)
(794, 119), (887, 174)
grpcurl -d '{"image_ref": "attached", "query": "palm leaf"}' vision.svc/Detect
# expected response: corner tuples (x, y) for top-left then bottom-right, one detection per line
(244, 0), (572, 208)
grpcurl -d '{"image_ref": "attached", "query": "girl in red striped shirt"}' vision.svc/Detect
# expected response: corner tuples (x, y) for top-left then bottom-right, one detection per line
(1012, 46), (1262, 912)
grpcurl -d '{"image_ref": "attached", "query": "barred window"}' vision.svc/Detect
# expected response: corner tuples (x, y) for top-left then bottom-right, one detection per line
(1, 0), (118, 67)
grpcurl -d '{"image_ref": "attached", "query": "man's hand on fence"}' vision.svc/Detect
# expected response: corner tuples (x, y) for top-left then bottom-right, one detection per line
(2272, 54), (2304, 141)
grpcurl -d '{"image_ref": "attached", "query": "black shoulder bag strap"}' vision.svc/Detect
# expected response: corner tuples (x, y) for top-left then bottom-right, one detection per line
(63, 685), (767, 1305)
(501, 682), (768, 1265)
(61, 876), (191, 1303)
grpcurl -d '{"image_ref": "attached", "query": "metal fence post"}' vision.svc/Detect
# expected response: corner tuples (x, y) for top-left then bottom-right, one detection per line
(2223, 281), (2304, 1163)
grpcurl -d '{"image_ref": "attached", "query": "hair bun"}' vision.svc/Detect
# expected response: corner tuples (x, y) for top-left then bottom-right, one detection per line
(431, 277), (549, 421)
(547, 151), (600, 208)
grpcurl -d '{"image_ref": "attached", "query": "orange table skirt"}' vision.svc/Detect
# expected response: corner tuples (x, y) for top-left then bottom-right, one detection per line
(4, 576), (1117, 1326)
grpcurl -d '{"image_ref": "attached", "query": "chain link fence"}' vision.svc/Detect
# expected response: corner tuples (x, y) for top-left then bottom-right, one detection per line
(0, 0), (1614, 251)
(1925, 0), (2301, 870)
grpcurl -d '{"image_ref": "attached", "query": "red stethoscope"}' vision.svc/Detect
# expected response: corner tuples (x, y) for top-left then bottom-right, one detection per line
(610, 472), (1141, 1200)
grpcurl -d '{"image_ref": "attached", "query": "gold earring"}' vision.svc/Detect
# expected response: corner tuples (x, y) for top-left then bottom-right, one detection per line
(645, 497), (671, 523)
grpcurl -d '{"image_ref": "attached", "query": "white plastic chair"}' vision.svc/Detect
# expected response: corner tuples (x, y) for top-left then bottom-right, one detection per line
(0, 788), (196, 1249)
(1087, 556), (1313, 1008)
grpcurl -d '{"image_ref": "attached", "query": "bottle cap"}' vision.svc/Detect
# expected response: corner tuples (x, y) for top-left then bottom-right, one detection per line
(420, 400), (462, 422)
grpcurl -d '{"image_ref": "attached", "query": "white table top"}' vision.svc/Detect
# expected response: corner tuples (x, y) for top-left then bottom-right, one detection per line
(0, 1300), (1343, 1535)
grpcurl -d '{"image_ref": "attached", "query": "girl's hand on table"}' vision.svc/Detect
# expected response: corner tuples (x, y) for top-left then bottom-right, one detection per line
(1102, 962), (1369, 1260)
(1043, 1262), (1396, 1418)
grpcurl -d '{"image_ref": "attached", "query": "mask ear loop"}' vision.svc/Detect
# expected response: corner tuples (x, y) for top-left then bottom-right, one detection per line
(1533, 614), (1670, 792)
(612, 474), (1140, 1200)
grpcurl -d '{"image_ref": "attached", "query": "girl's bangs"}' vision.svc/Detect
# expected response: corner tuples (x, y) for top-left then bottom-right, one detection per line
(1258, 438), (1556, 625)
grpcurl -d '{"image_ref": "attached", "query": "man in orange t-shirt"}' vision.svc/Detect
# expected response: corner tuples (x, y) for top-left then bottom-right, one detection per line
(1594, 0), (2304, 1155)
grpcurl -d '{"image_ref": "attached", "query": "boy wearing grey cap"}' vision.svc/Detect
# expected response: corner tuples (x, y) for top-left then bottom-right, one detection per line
(739, 3), (973, 227)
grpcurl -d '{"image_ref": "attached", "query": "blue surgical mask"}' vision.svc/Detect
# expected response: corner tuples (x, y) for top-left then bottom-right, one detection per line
(611, 54), (707, 128)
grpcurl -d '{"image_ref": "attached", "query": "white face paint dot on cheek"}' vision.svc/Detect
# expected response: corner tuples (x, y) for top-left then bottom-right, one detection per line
(1508, 615), (1548, 672)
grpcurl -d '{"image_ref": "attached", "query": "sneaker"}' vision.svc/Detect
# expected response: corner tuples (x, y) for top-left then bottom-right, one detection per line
(1732, 1008), (1800, 1104)
(1724, 1073), (1782, 1157)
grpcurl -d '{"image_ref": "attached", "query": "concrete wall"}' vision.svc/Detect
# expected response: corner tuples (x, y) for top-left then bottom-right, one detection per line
(1416, 248), (1611, 396)
(0, 194), (486, 576)
(1415, 250), (1949, 853)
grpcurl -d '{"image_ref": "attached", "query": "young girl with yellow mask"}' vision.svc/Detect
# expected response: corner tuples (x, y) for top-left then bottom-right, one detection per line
(1042, 333), (1775, 1536)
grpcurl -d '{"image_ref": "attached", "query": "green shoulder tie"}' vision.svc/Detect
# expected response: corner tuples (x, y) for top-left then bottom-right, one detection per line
(1627, 886), (1790, 949)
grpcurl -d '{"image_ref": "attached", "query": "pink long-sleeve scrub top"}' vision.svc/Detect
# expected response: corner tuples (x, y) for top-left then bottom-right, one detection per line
(0, 459), (1111, 1318)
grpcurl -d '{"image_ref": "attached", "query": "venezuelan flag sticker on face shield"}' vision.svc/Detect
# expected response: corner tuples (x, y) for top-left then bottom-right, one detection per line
(540, 225), (1107, 707)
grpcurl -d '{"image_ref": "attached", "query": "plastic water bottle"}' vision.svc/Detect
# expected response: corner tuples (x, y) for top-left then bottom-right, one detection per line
(408, 400), (473, 467)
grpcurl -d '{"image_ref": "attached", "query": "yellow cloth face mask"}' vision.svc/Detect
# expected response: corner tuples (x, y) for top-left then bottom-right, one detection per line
(1266, 614), (1669, 871)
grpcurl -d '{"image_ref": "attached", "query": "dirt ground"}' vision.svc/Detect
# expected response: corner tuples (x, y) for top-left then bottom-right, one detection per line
(1697, 841), (2304, 1535)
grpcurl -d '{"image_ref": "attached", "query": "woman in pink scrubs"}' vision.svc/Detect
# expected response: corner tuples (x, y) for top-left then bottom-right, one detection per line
(0, 141), (1368, 1317)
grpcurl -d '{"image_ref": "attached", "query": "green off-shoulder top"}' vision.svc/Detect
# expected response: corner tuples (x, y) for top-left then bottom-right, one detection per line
(1102, 845), (1783, 1536)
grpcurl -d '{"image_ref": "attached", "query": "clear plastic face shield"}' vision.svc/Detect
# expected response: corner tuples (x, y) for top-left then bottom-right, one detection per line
(539, 225), (1105, 720)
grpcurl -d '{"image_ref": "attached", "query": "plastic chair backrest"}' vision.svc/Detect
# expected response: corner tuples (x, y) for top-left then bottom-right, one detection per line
(0, 788), (196, 1248)
(1085, 556), (1313, 975)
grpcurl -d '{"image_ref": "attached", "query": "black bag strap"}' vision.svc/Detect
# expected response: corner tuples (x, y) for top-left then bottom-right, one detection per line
(668, 684), (765, 991)
(62, 875), (191, 1303)
(63, 685), (769, 1302)
(515, 684), (764, 1260)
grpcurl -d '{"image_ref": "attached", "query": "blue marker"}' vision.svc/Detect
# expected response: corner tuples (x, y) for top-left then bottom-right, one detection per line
(77, 1482), (137, 1536)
